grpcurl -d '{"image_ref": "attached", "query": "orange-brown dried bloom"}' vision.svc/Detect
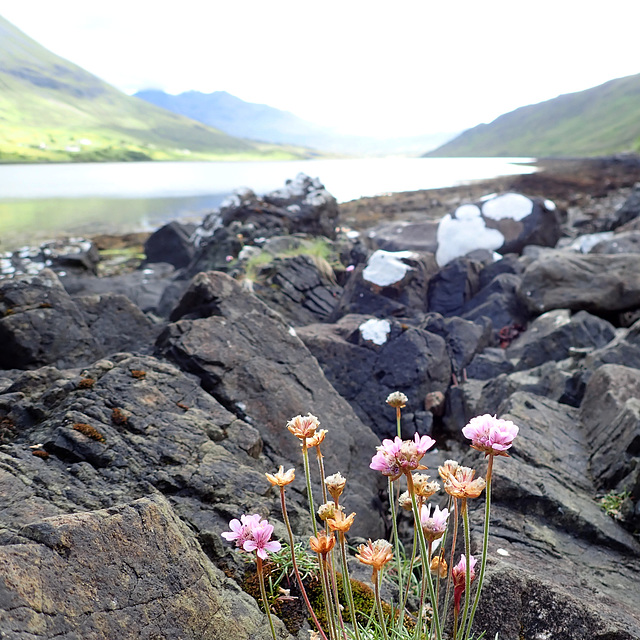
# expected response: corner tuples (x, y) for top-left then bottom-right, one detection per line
(443, 465), (486, 499)
(325, 472), (347, 501)
(430, 554), (448, 578)
(327, 509), (356, 533)
(356, 538), (393, 572)
(265, 465), (295, 487)
(309, 530), (336, 556)
(306, 428), (328, 448)
(130, 369), (147, 379)
(438, 459), (460, 482)
(287, 414), (319, 441)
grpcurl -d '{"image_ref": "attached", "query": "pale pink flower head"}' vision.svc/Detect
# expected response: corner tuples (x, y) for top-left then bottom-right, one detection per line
(221, 513), (263, 548)
(452, 554), (477, 613)
(419, 503), (450, 542)
(370, 433), (436, 480)
(462, 414), (519, 457)
(370, 436), (404, 480)
(222, 514), (281, 560)
(242, 521), (282, 560)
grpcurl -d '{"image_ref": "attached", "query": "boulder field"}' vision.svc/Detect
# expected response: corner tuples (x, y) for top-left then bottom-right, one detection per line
(1, 161), (640, 639)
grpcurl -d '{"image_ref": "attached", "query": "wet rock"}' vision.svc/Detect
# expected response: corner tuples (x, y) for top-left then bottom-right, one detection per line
(297, 314), (451, 439)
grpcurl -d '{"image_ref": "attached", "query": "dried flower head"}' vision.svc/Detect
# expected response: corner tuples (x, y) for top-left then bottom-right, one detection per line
(306, 428), (328, 448)
(420, 503), (450, 542)
(386, 391), (408, 408)
(265, 465), (295, 487)
(317, 501), (340, 521)
(462, 414), (519, 457)
(438, 459), (460, 482)
(430, 554), (448, 578)
(287, 414), (319, 441)
(413, 474), (441, 499)
(327, 509), (356, 533)
(443, 465), (486, 499)
(309, 530), (336, 557)
(398, 491), (414, 512)
(356, 539), (393, 573)
(325, 472), (347, 501)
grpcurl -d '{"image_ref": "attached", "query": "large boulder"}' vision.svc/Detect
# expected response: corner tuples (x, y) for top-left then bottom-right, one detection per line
(435, 193), (563, 267)
(518, 252), (640, 316)
(156, 271), (386, 537)
(144, 220), (197, 269)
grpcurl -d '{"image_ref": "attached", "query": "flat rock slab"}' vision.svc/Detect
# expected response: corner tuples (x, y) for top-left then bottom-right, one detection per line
(0, 494), (288, 640)
(518, 252), (640, 314)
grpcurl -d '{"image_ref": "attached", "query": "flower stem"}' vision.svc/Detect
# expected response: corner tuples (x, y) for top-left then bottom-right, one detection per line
(338, 532), (361, 640)
(279, 487), (328, 640)
(302, 442), (318, 537)
(256, 555), (278, 640)
(373, 568), (390, 640)
(319, 554), (339, 640)
(388, 477), (405, 630)
(463, 455), (494, 640)
(407, 472), (443, 640)
(316, 446), (328, 505)
(458, 499), (471, 640)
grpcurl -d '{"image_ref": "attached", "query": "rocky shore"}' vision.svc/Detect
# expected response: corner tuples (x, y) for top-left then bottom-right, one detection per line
(1, 156), (640, 639)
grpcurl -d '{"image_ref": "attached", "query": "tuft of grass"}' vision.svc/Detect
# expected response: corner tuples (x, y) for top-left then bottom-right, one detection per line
(599, 490), (630, 519)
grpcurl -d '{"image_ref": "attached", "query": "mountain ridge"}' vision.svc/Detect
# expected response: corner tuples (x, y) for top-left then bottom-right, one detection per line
(0, 15), (307, 162)
(427, 73), (640, 157)
(134, 88), (456, 156)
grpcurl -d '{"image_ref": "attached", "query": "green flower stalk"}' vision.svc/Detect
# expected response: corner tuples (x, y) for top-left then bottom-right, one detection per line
(256, 555), (279, 640)
(266, 466), (329, 640)
(356, 539), (394, 640)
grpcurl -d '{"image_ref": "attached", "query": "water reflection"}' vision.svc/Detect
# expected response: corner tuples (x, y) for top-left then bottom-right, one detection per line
(0, 194), (228, 251)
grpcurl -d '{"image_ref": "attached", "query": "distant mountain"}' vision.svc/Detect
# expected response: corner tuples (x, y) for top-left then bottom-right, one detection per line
(0, 15), (306, 162)
(427, 73), (640, 158)
(134, 89), (456, 156)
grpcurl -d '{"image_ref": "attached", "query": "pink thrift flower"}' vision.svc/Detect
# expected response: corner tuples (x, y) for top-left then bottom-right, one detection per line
(419, 503), (449, 542)
(370, 434), (435, 480)
(462, 414), (519, 457)
(452, 554), (477, 613)
(221, 513), (263, 548)
(242, 521), (282, 560)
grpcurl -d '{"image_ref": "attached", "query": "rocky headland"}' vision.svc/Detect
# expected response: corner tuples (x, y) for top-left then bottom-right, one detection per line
(1, 156), (640, 639)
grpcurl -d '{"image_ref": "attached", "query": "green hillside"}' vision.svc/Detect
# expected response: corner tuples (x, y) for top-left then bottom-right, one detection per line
(427, 73), (640, 157)
(0, 15), (307, 162)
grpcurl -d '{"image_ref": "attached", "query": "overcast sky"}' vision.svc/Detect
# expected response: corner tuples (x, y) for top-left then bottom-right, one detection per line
(3, 0), (640, 138)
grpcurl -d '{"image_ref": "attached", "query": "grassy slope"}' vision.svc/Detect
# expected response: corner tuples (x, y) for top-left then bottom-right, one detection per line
(427, 73), (640, 157)
(0, 15), (308, 162)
